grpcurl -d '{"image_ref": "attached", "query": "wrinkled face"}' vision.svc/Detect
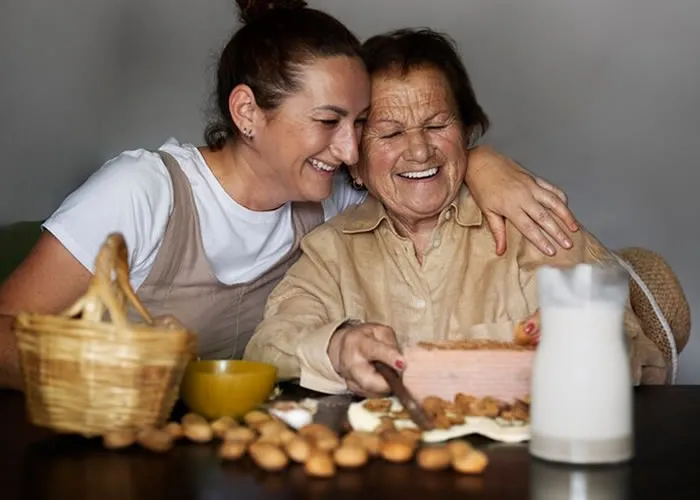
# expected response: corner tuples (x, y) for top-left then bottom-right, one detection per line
(254, 56), (370, 202)
(355, 66), (468, 226)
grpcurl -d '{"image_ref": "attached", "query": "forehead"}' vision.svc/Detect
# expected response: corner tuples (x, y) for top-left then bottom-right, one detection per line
(292, 56), (370, 111)
(369, 66), (453, 119)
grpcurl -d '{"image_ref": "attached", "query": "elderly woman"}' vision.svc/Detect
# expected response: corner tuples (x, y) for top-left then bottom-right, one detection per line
(244, 28), (667, 396)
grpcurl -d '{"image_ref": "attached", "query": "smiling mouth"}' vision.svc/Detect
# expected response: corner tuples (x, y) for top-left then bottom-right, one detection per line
(397, 167), (440, 180)
(308, 158), (337, 173)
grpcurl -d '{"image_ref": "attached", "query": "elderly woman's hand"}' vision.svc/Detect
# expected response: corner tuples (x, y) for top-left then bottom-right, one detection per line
(327, 321), (405, 397)
(514, 310), (541, 346)
(466, 145), (579, 257)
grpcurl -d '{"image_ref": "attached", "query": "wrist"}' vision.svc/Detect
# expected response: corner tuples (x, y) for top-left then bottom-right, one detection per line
(327, 319), (362, 371)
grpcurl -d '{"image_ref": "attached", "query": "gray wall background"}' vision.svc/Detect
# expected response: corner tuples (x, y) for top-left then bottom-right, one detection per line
(2, 0), (698, 381)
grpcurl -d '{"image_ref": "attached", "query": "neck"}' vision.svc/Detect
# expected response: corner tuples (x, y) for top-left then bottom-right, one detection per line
(199, 140), (290, 211)
(388, 212), (439, 262)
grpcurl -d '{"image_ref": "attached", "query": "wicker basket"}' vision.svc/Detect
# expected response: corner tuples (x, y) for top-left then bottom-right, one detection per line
(14, 233), (197, 436)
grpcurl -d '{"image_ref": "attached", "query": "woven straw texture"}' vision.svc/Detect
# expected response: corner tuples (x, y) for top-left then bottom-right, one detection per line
(617, 247), (691, 361)
(14, 234), (197, 436)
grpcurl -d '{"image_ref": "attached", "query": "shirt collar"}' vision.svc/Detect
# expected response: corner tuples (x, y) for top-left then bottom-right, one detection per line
(341, 186), (483, 234)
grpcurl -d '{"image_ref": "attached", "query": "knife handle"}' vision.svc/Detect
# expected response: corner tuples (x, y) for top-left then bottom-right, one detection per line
(372, 360), (405, 396)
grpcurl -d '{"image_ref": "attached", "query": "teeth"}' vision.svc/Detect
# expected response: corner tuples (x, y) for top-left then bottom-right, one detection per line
(398, 167), (438, 179)
(309, 158), (335, 172)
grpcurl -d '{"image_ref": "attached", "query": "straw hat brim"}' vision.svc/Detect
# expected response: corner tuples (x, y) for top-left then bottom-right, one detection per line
(615, 247), (691, 360)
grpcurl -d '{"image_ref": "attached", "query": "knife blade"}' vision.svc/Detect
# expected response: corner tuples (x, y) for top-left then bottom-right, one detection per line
(312, 393), (354, 434)
(372, 361), (435, 431)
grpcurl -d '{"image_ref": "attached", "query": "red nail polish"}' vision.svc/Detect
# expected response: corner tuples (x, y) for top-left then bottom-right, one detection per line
(395, 360), (405, 370)
(524, 322), (534, 334)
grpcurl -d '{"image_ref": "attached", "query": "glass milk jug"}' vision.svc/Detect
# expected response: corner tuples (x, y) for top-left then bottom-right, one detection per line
(530, 460), (631, 500)
(529, 263), (634, 464)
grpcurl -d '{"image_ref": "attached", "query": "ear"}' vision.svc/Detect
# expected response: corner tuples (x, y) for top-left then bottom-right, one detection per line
(347, 160), (366, 187)
(228, 84), (261, 138)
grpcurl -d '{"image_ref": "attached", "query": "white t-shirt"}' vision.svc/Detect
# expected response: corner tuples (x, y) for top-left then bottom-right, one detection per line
(43, 138), (367, 290)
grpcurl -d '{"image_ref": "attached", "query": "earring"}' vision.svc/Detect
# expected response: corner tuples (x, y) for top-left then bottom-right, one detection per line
(351, 178), (364, 190)
(242, 128), (254, 140)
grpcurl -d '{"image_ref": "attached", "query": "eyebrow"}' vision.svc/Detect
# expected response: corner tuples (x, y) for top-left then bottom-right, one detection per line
(373, 118), (403, 125)
(314, 105), (370, 117)
(425, 111), (452, 121)
(373, 111), (451, 124)
(314, 105), (348, 116)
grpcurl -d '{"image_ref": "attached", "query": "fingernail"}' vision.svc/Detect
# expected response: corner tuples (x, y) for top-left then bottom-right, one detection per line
(395, 360), (405, 370)
(546, 246), (555, 256)
(524, 322), (535, 334)
(563, 238), (572, 248)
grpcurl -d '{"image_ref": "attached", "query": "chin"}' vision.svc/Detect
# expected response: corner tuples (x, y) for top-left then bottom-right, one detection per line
(410, 202), (451, 217)
(300, 186), (333, 203)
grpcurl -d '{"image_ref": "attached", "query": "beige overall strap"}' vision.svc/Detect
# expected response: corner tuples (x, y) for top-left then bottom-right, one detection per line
(147, 150), (201, 286)
(291, 201), (325, 240)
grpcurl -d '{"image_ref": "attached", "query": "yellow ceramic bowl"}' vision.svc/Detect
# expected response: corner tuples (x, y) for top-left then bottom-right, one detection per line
(180, 360), (277, 420)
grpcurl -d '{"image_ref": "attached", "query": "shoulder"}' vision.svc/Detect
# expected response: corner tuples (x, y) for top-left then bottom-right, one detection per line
(299, 218), (348, 256)
(71, 146), (174, 205)
(304, 200), (372, 242)
(45, 146), (175, 240)
(298, 200), (380, 274)
(506, 215), (602, 268)
(298, 213), (357, 270)
(42, 142), (181, 282)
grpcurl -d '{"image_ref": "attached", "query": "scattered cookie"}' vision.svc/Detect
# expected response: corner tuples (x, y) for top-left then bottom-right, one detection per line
(362, 399), (393, 413)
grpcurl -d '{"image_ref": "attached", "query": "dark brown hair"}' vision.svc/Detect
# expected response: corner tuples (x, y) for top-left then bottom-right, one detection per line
(361, 28), (490, 145)
(204, 0), (364, 150)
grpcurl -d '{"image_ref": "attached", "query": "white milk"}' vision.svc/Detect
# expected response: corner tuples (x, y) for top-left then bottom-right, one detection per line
(530, 264), (634, 464)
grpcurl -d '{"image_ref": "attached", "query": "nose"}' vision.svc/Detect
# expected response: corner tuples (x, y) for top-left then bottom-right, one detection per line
(404, 129), (431, 163)
(329, 126), (360, 166)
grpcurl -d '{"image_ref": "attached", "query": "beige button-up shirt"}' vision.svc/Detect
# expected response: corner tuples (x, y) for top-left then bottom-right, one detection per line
(244, 188), (667, 393)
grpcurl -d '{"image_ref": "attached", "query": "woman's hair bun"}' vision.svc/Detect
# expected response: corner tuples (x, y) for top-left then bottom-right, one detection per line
(235, 0), (308, 24)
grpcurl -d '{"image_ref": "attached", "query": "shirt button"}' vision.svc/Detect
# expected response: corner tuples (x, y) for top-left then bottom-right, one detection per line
(415, 299), (426, 308)
(433, 239), (441, 248)
(445, 211), (452, 221)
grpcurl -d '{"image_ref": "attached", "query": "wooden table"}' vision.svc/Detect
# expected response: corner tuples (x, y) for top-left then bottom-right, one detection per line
(1, 385), (699, 499)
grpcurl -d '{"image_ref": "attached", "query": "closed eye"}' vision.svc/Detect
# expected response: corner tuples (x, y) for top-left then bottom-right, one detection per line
(318, 119), (339, 126)
(380, 131), (402, 139)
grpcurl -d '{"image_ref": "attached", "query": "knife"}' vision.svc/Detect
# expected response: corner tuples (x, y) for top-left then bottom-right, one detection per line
(311, 393), (355, 434)
(372, 360), (435, 431)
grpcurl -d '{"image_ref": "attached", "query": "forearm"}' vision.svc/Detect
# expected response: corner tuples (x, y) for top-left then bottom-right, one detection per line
(0, 314), (24, 391)
(465, 145), (495, 186)
(466, 144), (528, 179)
(243, 329), (304, 381)
(245, 317), (350, 393)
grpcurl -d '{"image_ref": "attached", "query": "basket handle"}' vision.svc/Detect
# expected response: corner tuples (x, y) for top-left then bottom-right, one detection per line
(61, 233), (154, 326)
